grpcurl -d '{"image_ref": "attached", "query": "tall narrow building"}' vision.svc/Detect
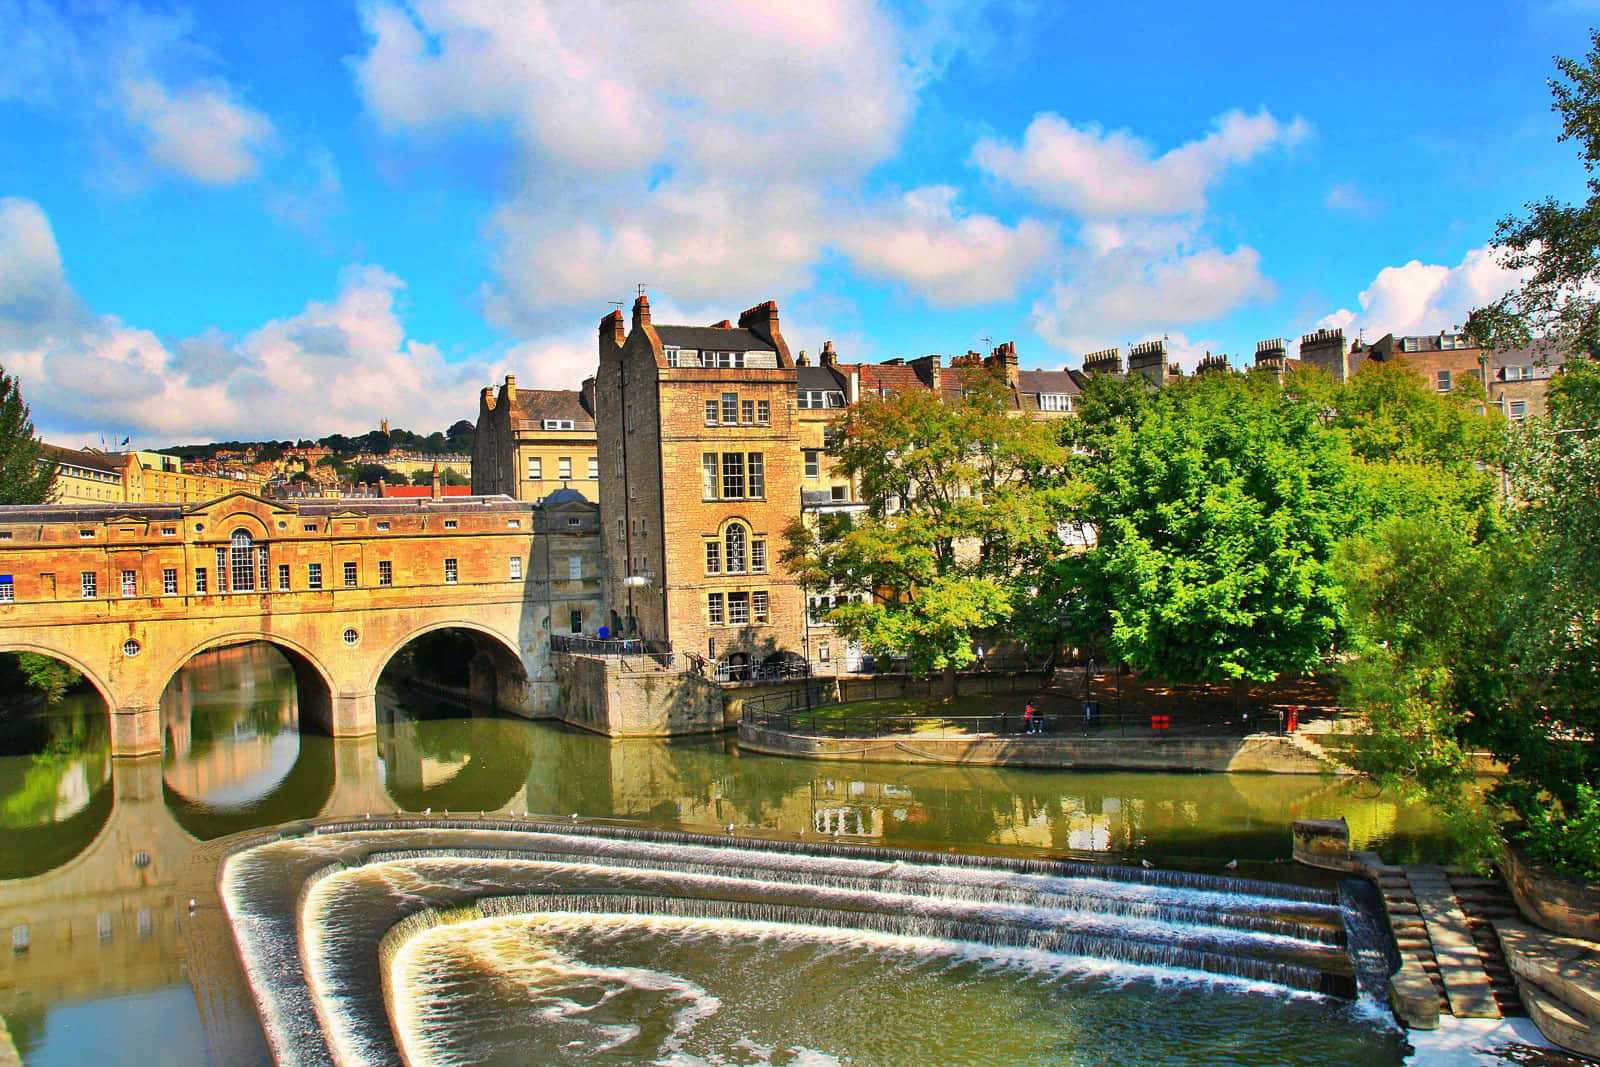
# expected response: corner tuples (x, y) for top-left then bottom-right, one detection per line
(594, 296), (806, 675)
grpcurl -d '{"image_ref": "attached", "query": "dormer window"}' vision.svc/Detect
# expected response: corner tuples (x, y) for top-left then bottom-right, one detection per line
(799, 390), (845, 409)
(1038, 393), (1072, 412)
(543, 419), (575, 430)
(707, 350), (746, 369)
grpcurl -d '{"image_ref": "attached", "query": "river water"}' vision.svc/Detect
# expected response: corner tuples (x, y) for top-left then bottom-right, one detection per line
(0, 642), (1455, 1066)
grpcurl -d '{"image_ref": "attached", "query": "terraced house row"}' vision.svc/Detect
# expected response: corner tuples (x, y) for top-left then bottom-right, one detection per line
(473, 297), (1579, 681)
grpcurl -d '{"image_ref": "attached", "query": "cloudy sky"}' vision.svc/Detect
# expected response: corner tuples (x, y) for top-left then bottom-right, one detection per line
(0, 0), (1592, 445)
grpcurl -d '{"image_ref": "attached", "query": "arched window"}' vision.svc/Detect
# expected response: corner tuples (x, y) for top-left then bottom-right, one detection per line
(724, 522), (747, 574)
(230, 529), (256, 592)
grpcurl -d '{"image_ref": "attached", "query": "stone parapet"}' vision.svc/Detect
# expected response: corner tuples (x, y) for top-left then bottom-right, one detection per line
(1500, 835), (1600, 942)
(552, 652), (724, 736)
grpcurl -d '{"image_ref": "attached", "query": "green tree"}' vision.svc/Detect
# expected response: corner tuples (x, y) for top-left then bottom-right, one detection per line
(0, 366), (56, 504)
(1468, 29), (1600, 354)
(782, 368), (1069, 685)
(352, 463), (405, 486)
(1066, 371), (1361, 685)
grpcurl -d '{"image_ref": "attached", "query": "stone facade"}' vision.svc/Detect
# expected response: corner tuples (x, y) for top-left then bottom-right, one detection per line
(472, 375), (600, 503)
(595, 296), (807, 674)
(43, 445), (259, 506)
(0, 491), (606, 754)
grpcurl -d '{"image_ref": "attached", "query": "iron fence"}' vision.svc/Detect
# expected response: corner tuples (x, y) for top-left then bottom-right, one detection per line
(742, 705), (1289, 739)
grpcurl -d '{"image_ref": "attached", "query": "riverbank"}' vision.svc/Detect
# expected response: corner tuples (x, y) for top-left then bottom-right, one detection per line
(737, 719), (1344, 774)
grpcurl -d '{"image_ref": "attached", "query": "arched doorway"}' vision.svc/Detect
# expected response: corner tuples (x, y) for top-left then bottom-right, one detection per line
(158, 641), (336, 838)
(0, 650), (114, 879)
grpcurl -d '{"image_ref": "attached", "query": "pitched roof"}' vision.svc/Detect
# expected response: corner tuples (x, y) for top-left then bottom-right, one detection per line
(1017, 369), (1081, 396)
(655, 325), (774, 352)
(43, 445), (127, 476)
(796, 366), (847, 392)
(856, 362), (927, 397)
(509, 389), (595, 430)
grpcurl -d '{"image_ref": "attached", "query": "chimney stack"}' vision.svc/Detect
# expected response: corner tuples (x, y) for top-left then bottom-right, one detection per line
(1082, 346), (1123, 376)
(631, 294), (651, 330)
(1127, 340), (1169, 387)
(430, 462), (441, 499)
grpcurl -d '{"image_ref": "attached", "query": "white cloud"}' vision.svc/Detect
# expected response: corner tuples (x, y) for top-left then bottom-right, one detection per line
(1323, 183), (1375, 216)
(0, 199), (500, 444)
(354, 0), (1020, 322)
(1318, 245), (1528, 340)
(120, 78), (274, 184)
(833, 186), (1056, 306)
(354, 0), (908, 180)
(973, 108), (1310, 218)
(0, 2), (274, 185)
(483, 180), (830, 329)
(1032, 219), (1274, 355)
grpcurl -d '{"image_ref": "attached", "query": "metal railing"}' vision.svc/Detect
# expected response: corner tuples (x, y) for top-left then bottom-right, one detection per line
(743, 706), (1290, 739)
(550, 635), (677, 671)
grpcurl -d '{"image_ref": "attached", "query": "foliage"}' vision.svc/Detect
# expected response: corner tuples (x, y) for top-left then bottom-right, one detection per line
(409, 467), (469, 487)
(1332, 517), (1503, 797)
(0, 653), (84, 705)
(1468, 28), (1600, 355)
(0, 366), (56, 504)
(352, 463), (405, 486)
(1065, 371), (1361, 683)
(1483, 359), (1600, 879)
(782, 367), (1070, 678)
(1519, 783), (1600, 883)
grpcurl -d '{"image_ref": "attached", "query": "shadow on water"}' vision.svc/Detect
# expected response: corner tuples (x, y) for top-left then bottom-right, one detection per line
(377, 687), (536, 813)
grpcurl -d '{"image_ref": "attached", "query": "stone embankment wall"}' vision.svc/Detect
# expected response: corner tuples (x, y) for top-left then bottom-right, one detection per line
(737, 722), (1331, 773)
(553, 652), (724, 736)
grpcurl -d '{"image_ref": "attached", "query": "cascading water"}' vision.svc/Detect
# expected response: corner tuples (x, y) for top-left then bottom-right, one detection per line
(220, 819), (1408, 1067)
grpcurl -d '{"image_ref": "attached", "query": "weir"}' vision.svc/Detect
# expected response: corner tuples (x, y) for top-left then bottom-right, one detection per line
(219, 821), (1362, 1067)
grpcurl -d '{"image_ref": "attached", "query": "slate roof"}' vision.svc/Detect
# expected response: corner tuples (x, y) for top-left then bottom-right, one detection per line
(1492, 340), (1572, 378)
(797, 366), (847, 392)
(43, 445), (127, 475)
(508, 389), (595, 430)
(655, 325), (774, 352)
(1017, 369), (1081, 397)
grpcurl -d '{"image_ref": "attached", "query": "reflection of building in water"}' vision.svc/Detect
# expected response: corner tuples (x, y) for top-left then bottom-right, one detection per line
(160, 644), (298, 804)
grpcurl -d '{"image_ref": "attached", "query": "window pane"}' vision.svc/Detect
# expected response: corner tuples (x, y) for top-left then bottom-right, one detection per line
(753, 590), (768, 622)
(588, 457), (599, 479)
(195, 567), (207, 594)
(747, 452), (764, 498)
(344, 562), (358, 587)
(752, 539), (766, 572)
(230, 530), (255, 592)
(725, 524), (746, 573)
(559, 457), (572, 479)
(279, 564), (291, 591)
(707, 592), (724, 624)
(757, 400), (770, 424)
(728, 592), (749, 624)
(705, 540), (721, 574)
(705, 400), (718, 425)
(722, 452), (744, 498)
(741, 399), (755, 424)
(308, 563), (322, 589)
(379, 560), (392, 586)
(703, 453), (718, 498)
(805, 450), (819, 478)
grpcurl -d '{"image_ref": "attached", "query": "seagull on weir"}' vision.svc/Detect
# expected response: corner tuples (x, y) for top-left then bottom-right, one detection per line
(1225, 859), (1238, 870)
(570, 813), (579, 822)
(1141, 859), (1154, 869)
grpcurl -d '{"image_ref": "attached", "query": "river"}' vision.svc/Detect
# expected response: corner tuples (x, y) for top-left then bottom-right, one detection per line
(0, 642), (1458, 1065)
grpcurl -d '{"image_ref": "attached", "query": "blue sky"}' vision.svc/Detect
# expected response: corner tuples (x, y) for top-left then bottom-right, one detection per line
(0, 0), (1593, 445)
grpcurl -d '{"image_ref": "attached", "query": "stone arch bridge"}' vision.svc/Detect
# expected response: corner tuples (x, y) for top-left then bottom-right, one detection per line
(0, 492), (604, 755)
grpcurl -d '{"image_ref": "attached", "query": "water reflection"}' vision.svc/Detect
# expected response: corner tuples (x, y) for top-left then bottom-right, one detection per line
(161, 643), (334, 839)
(0, 641), (1462, 1066)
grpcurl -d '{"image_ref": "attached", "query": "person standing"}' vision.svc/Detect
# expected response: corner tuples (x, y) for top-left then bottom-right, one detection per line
(1023, 703), (1036, 735)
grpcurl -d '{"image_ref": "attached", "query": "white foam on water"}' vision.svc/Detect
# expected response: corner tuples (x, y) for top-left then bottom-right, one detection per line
(391, 914), (723, 1066)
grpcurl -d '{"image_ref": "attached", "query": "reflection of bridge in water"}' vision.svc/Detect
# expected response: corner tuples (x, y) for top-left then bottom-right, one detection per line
(0, 715), (1406, 1042)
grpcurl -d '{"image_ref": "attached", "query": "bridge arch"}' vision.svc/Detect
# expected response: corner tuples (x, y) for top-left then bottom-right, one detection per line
(156, 631), (339, 736)
(370, 619), (528, 715)
(0, 640), (117, 710)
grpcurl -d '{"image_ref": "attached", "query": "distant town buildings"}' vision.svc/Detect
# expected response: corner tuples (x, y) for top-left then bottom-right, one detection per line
(43, 446), (262, 506)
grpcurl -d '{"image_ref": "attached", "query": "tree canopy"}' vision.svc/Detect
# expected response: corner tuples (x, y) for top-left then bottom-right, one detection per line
(1063, 370), (1363, 684)
(782, 368), (1069, 679)
(0, 366), (56, 505)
